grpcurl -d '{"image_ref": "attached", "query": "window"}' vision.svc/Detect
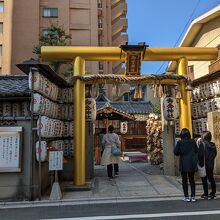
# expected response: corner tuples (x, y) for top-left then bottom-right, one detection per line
(99, 62), (104, 70)
(98, 0), (102, 8)
(188, 65), (194, 80)
(0, 2), (3, 13)
(0, 45), (2, 56)
(123, 93), (129, 101)
(0, 23), (3, 33)
(98, 18), (102, 28)
(42, 29), (49, 36)
(43, 8), (58, 18)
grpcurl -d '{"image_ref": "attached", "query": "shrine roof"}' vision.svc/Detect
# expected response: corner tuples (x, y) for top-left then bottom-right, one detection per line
(0, 75), (30, 97)
(96, 101), (154, 114)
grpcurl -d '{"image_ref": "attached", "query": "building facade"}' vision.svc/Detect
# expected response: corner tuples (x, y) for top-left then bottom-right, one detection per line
(168, 5), (220, 174)
(1, 0), (128, 99)
(168, 5), (220, 80)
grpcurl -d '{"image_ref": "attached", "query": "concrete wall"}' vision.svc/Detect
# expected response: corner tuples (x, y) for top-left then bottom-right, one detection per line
(0, 119), (50, 201)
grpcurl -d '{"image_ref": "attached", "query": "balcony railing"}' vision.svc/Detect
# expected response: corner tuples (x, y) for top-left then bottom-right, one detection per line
(112, 1), (127, 22)
(112, 34), (128, 46)
(209, 59), (220, 73)
(112, 0), (122, 7)
(112, 18), (128, 36)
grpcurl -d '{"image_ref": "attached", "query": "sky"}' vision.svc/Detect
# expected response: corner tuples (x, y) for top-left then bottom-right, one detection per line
(126, 0), (220, 74)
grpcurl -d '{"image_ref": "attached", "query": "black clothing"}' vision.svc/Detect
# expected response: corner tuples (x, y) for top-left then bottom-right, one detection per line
(181, 172), (195, 197)
(174, 139), (198, 172)
(198, 141), (217, 170)
(174, 138), (198, 198)
(107, 164), (119, 178)
(198, 141), (217, 196)
(201, 172), (216, 196)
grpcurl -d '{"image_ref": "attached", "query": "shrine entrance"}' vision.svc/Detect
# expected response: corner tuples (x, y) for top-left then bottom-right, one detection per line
(41, 45), (218, 186)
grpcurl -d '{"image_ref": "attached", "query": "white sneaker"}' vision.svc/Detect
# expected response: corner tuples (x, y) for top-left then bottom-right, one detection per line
(191, 197), (196, 202)
(183, 197), (190, 202)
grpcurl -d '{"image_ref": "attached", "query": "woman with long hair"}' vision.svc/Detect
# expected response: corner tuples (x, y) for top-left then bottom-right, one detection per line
(174, 128), (198, 202)
(198, 131), (217, 199)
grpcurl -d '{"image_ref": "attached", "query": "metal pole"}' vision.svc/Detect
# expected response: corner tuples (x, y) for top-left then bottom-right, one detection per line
(177, 57), (192, 135)
(73, 56), (86, 186)
(55, 170), (58, 182)
(29, 67), (34, 201)
(38, 114), (42, 200)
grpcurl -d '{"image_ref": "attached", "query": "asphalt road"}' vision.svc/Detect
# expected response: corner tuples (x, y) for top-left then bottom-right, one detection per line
(1, 199), (220, 220)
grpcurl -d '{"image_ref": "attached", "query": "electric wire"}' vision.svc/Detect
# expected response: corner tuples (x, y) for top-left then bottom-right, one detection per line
(155, 0), (201, 74)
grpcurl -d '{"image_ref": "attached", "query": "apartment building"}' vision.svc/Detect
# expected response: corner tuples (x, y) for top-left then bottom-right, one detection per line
(168, 5), (220, 80)
(1, 0), (128, 99)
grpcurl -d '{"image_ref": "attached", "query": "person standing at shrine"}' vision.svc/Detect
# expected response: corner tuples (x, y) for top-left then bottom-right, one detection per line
(174, 128), (198, 202)
(101, 125), (121, 180)
(198, 131), (217, 199)
(99, 128), (106, 156)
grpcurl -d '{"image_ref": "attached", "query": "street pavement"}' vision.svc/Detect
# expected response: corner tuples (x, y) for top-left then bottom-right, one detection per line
(1, 160), (220, 219)
(1, 160), (220, 206)
(60, 160), (218, 202)
(1, 195), (220, 219)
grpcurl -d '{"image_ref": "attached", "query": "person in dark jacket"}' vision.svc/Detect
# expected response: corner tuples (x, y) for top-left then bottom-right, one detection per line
(174, 128), (198, 202)
(198, 131), (217, 199)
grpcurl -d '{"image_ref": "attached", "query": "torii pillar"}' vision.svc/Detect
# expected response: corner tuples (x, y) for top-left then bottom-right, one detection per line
(41, 46), (218, 184)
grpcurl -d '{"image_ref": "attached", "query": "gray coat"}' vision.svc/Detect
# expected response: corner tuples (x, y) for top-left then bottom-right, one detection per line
(101, 133), (121, 165)
(174, 139), (198, 172)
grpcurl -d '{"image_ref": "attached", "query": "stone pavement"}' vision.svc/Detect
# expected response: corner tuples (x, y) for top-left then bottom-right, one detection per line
(1, 160), (220, 208)
(60, 160), (214, 201)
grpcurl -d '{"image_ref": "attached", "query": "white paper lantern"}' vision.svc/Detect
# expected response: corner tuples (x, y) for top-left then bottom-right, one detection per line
(85, 98), (97, 121)
(120, 121), (128, 134)
(163, 97), (179, 121)
(35, 141), (47, 162)
(32, 93), (44, 113)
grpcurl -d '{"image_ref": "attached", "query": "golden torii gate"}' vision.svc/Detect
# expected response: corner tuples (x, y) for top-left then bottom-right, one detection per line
(41, 46), (218, 186)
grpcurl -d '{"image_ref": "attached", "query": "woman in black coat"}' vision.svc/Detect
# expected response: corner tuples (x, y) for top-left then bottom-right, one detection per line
(198, 131), (217, 199)
(174, 128), (198, 202)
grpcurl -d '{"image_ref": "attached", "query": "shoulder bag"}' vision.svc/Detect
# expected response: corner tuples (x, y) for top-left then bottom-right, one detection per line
(111, 146), (122, 156)
(197, 142), (206, 178)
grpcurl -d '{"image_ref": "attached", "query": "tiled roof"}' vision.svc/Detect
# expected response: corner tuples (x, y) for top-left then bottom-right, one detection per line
(95, 93), (111, 102)
(96, 101), (154, 114)
(0, 75), (30, 97)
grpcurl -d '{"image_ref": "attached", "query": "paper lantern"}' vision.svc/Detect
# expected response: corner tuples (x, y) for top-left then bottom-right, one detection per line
(163, 97), (179, 121)
(85, 98), (97, 121)
(32, 93), (44, 113)
(120, 121), (128, 134)
(35, 141), (47, 162)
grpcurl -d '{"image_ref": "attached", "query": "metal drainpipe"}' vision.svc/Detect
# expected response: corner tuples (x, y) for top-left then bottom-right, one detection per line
(30, 67), (42, 200)
(29, 67), (34, 201)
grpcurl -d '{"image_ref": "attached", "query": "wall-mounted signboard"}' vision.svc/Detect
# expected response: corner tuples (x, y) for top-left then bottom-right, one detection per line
(0, 127), (22, 172)
(49, 151), (63, 171)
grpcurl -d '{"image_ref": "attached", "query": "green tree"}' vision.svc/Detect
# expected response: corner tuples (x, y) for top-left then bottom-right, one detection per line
(33, 24), (72, 74)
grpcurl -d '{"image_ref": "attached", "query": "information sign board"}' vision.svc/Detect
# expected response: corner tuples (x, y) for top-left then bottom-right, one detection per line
(49, 151), (63, 171)
(0, 127), (22, 172)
